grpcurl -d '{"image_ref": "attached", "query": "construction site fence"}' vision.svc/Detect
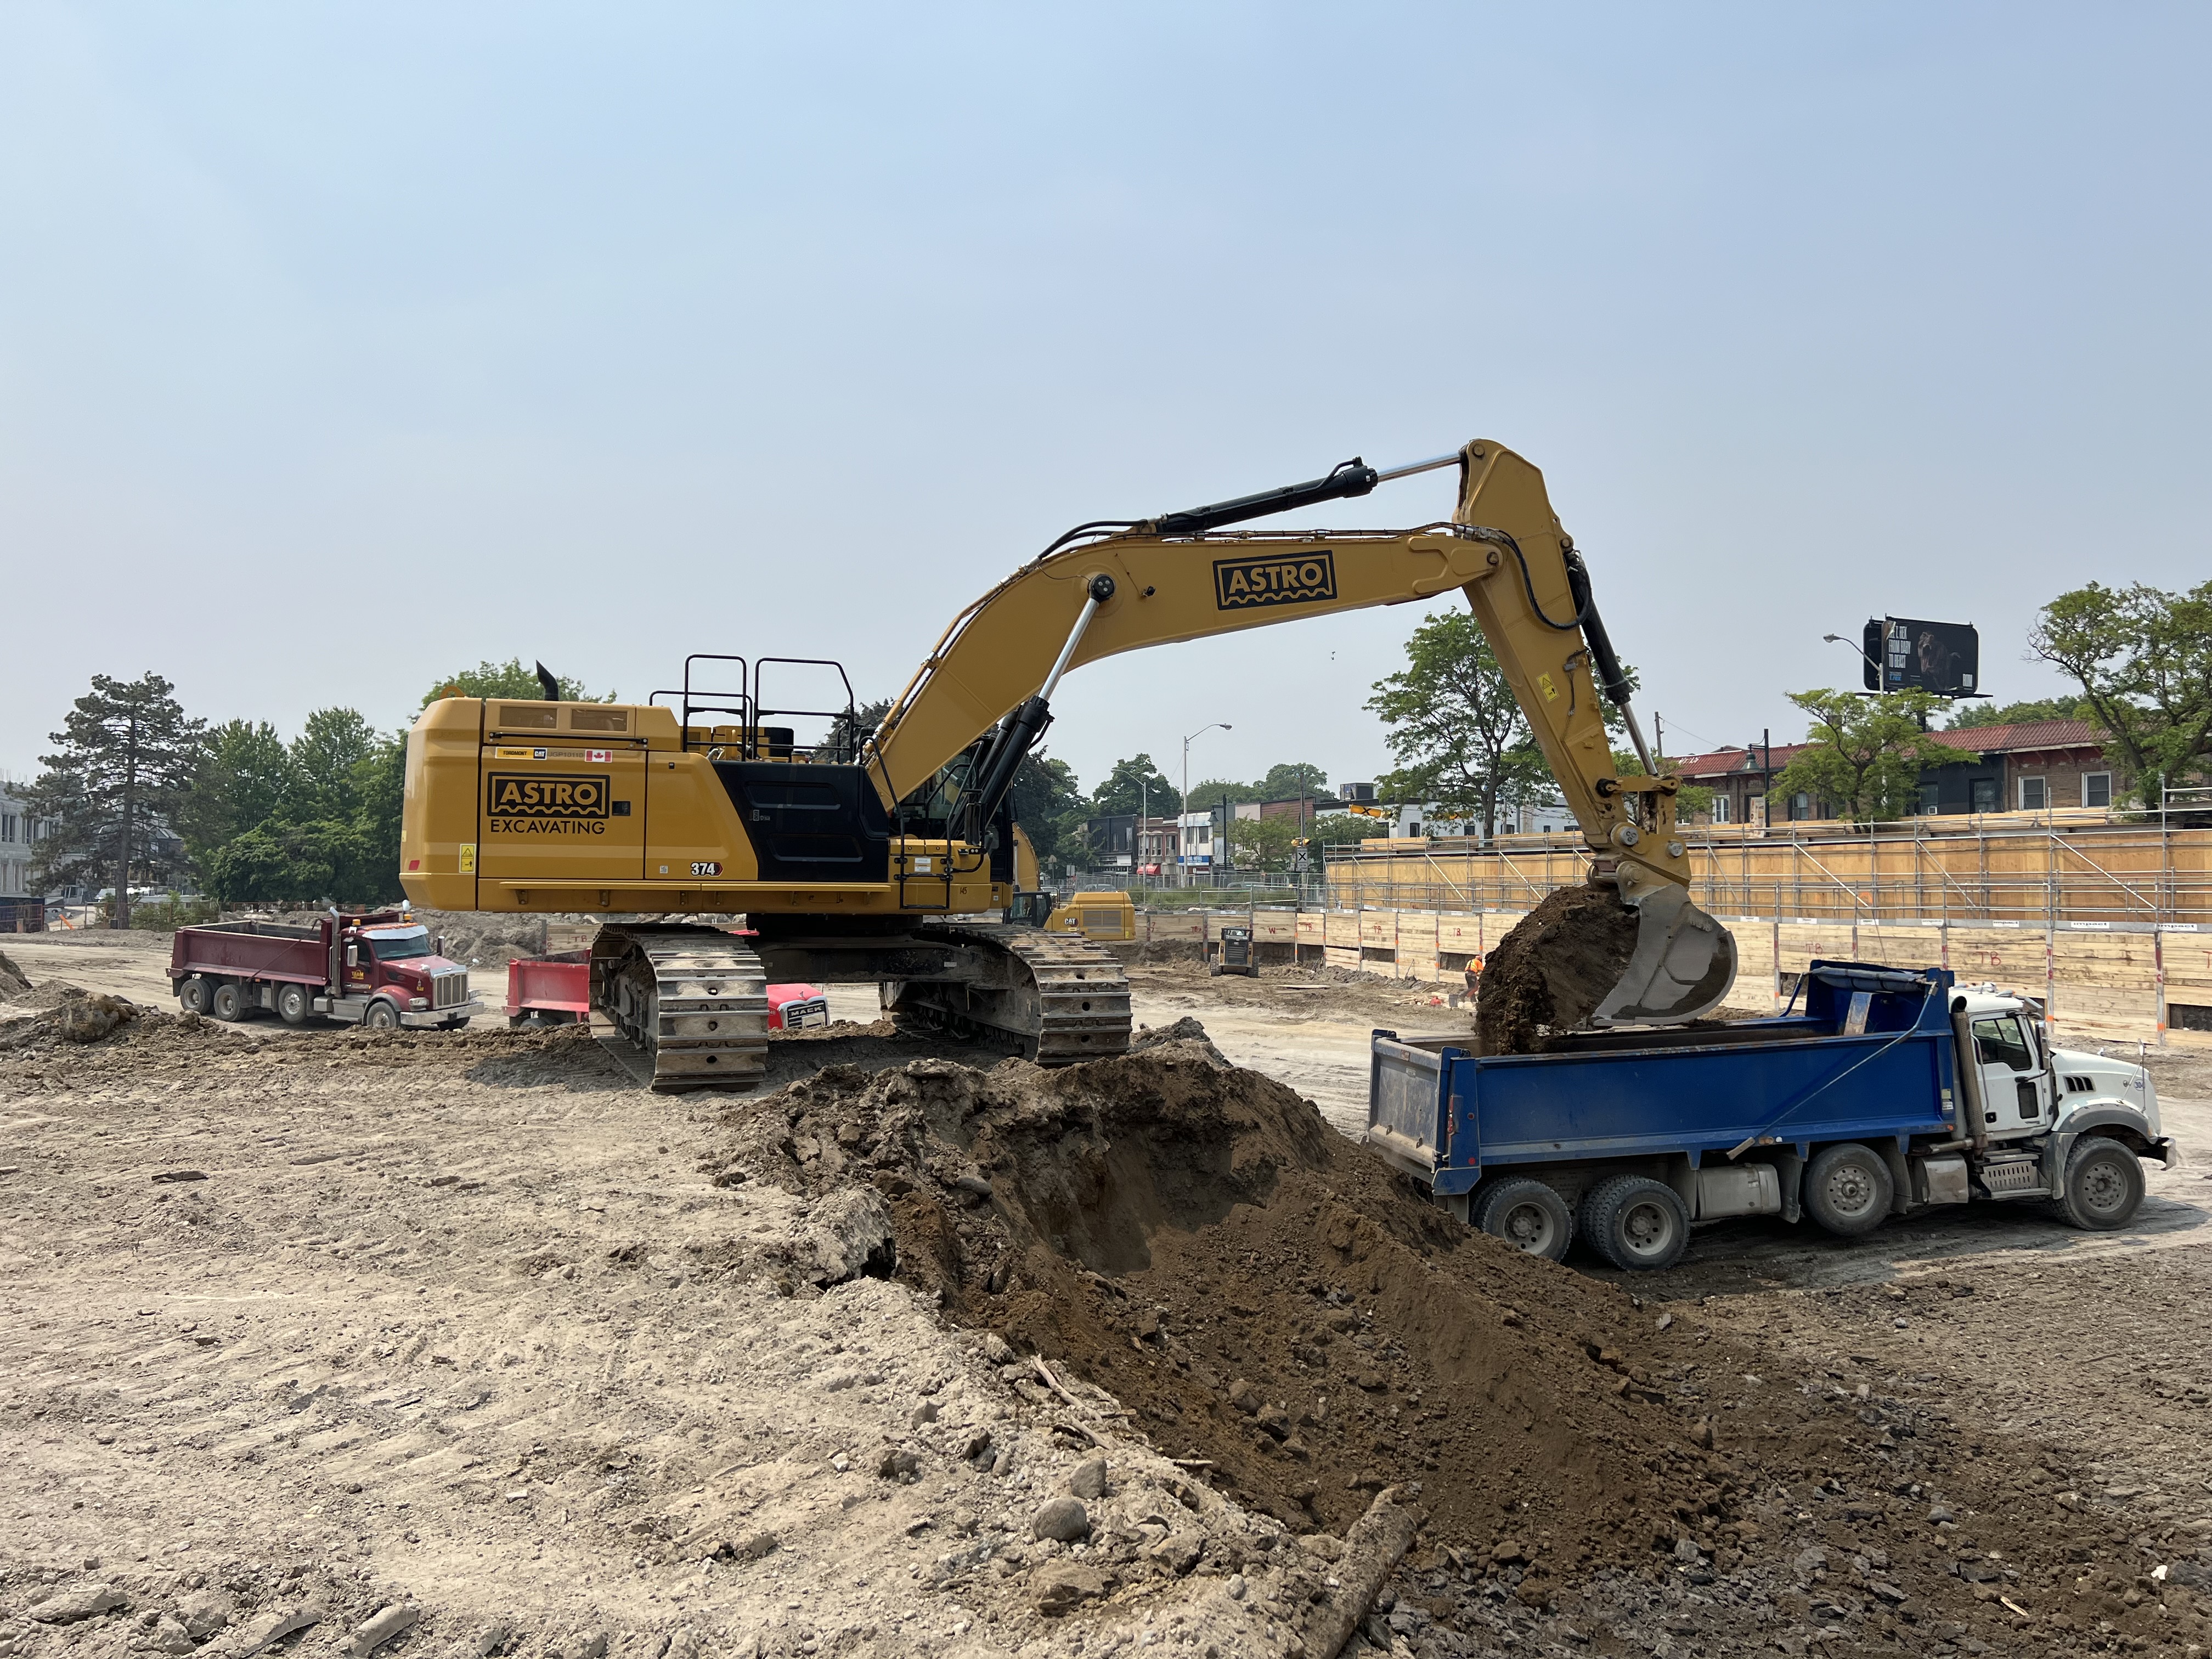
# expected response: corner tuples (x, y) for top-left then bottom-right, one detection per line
(1128, 901), (2212, 1051)
(1320, 817), (2212, 929)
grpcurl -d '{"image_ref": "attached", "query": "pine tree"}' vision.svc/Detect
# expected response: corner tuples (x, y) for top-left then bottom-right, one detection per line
(26, 673), (206, 927)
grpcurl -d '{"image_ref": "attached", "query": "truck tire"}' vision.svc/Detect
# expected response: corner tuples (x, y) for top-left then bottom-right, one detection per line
(210, 981), (246, 1023)
(1472, 1178), (1573, 1262)
(363, 998), (401, 1030)
(178, 977), (210, 1016)
(1582, 1175), (1692, 1271)
(276, 983), (311, 1025)
(1804, 1142), (1893, 1237)
(2056, 1136), (2144, 1231)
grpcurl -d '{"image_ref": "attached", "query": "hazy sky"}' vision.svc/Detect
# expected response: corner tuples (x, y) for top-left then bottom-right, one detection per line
(5, 4), (2208, 797)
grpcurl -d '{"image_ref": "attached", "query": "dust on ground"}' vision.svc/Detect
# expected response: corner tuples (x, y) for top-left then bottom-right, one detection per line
(701, 1039), (2212, 1655)
(8, 938), (2212, 1656)
(1475, 883), (1641, 1056)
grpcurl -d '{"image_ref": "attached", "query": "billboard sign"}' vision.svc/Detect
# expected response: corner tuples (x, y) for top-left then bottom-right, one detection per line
(1861, 618), (1979, 696)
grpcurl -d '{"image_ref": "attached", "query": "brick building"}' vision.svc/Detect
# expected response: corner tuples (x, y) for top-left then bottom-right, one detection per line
(1669, 719), (2120, 826)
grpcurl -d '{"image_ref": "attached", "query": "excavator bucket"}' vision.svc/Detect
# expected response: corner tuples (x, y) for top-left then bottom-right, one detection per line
(1475, 874), (1737, 1055)
(1592, 879), (1739, 1026)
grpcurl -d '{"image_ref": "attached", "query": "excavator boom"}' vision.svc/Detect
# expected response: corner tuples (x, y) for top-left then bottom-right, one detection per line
(865, 440), (1735, 1034)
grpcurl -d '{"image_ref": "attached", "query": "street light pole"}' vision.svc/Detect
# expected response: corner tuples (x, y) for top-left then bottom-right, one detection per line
(1181, 723), (1232, 889)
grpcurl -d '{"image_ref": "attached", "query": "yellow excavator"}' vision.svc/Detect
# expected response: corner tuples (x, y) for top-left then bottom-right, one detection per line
(399, 441), (1735, 1087)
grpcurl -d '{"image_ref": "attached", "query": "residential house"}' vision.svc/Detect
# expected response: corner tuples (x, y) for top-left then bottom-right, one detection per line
(1668, 720), (2121, 826)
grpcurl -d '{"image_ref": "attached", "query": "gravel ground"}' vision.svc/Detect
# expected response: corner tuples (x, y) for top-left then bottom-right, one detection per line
(5, 933), (2212, 1658)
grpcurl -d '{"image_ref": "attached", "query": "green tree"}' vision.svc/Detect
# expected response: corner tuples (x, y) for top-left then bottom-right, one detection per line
(1771, 689), (1950, 822)
(2028, 580), (2212, 790)
(1310, 812), (1393, 847)
(1257, 761), (1328, 801)
(287, 707), (377, 823)
(1090, 754), (1181, 819)
(178, 719), (294, 870)
(424, 658), (612, 707)
(1188, 777), (1260, 808)
(350, 730), (409, 905)
(1945, 695), (2097, 732)
(201, 820), (377, 906)
(1227, 815), (1297, 871)
(1367, 612), (1545, 840)
(25, 672), (206, 926)
(1008, 753), (1085, 870)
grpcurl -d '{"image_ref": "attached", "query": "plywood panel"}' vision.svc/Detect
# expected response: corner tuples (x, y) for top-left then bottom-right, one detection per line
(1946, 928), (2046, 983)
(2049, 932), (2158, 990)
(1296, 912), (1326, 944)
(1251, 910), (1299, 942)
(1147, 912), (1203, 941)
(1359, 913), (1397, 948)
(1436, 915), (1484, 953)
(1396, 913), (1438, 949)
(1855, 926), (1946, 969)
(1325, 913), (1359, 949)
(1727, 922), (1776, 981)
(2050, 983), (2159, 1040)
(2163, 930), (2212, 997)
(1777, 925), (1855, 973)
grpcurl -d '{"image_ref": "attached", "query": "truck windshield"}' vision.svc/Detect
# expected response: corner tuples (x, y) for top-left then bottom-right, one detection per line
(364, 929), (433, 961)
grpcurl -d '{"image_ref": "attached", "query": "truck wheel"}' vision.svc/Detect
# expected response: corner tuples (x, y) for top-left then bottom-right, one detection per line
(276, 984), (311, 1025)
(1804, 1142), (1893, 1237)
(2057, 1136), (2143, 1231)
(363, 999), (401, 1030)
(1582, 1175), (1692, 1272)
(178, 977), (211, 1015)
(1472, 1178), (1573, 1262)
(210, 981), (246, 1023)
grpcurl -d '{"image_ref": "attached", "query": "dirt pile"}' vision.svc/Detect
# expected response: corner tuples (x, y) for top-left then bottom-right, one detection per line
(707, 1046), (1799, 1580)
(0, 945), (28, 998)
(1476, 881), (1639, 1054)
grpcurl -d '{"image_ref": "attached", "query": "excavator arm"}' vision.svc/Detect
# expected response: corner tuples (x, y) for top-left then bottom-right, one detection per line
(867, 439), (1735, 1026)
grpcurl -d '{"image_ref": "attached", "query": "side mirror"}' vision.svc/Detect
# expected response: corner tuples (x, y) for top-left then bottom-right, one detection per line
(345, 944), (358, 967)
(435, 935), (445, 957)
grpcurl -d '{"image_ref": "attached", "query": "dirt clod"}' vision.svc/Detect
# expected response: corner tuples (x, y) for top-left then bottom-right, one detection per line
(1476, 879), (1640, 1053)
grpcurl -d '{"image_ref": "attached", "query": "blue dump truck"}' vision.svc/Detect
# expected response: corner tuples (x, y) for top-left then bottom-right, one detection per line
(1365, 961), (2172, 1272)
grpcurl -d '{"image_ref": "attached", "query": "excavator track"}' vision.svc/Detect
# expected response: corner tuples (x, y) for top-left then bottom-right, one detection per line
(889, 922), (1131, 1064)
(590, 923), (770, 1092)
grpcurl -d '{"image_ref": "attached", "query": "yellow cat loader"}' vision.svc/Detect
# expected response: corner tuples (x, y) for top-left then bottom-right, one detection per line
(400, 441), (1735, 1088)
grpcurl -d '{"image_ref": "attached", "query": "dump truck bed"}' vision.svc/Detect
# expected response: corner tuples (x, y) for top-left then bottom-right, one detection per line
(1368, 962), (1961, 1197)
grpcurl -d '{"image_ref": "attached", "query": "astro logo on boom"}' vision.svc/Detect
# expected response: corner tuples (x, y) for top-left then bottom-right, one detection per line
(1212, 550), (1338, 610)
(486, 774), (610, 820)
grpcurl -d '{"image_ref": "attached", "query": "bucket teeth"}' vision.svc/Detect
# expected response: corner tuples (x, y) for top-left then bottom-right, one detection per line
(594, 924), (770, 1092)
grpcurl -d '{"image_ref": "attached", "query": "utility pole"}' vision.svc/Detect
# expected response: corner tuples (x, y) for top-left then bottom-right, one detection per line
(1180, 723), (1231, 889)
(1653, 712), (1664, 765)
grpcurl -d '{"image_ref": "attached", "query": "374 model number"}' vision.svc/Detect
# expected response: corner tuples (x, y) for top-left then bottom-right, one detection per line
(690, 861), (722, 877)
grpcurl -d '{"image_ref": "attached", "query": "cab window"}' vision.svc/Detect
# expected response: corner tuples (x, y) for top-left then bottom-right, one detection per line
(1972, 1016), (2033, 1071)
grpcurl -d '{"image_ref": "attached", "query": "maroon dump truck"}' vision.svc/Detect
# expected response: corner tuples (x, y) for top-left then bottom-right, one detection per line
(171, 911), (478, 1030)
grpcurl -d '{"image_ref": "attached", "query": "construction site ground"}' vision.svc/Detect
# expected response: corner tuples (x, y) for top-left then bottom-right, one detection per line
(4, 927), (2212, 1659)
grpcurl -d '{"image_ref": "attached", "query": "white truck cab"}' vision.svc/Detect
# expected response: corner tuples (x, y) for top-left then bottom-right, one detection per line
(1949, 988), (2168, 1222)
(1953, 989), (2162, 1144)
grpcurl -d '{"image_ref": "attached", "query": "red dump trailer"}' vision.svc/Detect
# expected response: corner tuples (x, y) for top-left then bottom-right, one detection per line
(171, 912), (478, 1030)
